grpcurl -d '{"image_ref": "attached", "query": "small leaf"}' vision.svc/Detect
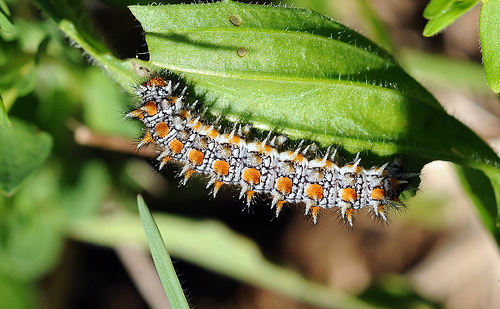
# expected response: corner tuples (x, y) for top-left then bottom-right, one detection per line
(0, 118), (53, 196)
(480, 0), (500, 93)
(137, 195), (190, 309)
(423, 0), (479, 37)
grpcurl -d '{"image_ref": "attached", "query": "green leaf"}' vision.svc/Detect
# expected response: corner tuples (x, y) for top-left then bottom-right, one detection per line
(423, 0), (479, 37)
(0, 118), (53, 196)
(480, 0), (500, 93)
(130, 3), (499, 166)
(137, 195), (190, 309)
(0, 95), (9, 128)
(71, 211), (381, 309)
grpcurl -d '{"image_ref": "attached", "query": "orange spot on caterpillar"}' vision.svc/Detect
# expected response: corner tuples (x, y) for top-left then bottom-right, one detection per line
(292, 153), (305, 162)
(206, 127), (219, 139)
(138, 131), (153, 148)
(126, 109), (144, 120)
(345, 207), (355, 223)
(310, 206), (320, 224)
(213, 160), (229, 176)
(188, 149), (204, 166)
(348, 164), (362, 173)
(341, 188), (357, 202)
(371, 188), (385, 200)
(169, 139), (184, 154)
(275, 200), (286, 216)
(159, 155), (172, 169)
(154, 122), (169, 138)
(276, 177), (292, 194)
(243, 168), (260, 185)
(306, 184), (323, 200)
(257, 144), (272, 152)
(145, 77), (167, 87)
(229, 135), (241, 145)
(141, 101), (157, 116)
(184, 168), (196, 182)
(191, 120), (202, 131)
(246, 190), (256, 203)
(213, 181), (225, 195)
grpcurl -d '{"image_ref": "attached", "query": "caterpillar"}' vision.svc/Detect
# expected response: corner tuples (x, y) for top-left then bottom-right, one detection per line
(127, 74), (411, 226)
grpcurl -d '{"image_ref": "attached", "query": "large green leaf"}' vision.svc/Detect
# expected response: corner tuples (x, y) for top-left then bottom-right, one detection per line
(0, 118), (53, 196)
(129, 1), (500, 194)
(480, 0), (500, 93)
(423, 0), (480, 37)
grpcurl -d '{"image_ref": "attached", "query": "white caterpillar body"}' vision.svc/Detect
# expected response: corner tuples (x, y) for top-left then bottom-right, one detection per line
(127, 76), (409, 226)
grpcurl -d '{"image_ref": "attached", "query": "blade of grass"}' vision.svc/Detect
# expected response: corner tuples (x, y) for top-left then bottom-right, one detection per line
(137, 195), (190, 309)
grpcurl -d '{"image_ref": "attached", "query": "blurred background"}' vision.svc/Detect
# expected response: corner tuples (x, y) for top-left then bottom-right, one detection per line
(1, 0), (499, 308)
